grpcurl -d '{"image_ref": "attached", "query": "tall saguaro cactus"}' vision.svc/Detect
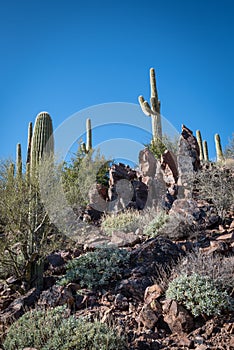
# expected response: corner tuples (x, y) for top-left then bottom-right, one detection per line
(138, 68), (162, 142)
(203, 140), (209, 162)
(196, 130), (204, 161)
(28, 111), (54, 288)
(30, 112), (54, 174)
(215, 133), (224, 162)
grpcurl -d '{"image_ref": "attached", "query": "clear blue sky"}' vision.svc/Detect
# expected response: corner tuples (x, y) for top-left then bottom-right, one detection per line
(1, 0), (234, 162)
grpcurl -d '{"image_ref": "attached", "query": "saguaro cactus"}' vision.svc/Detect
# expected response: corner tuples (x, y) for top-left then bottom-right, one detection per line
(215, 133), (224, 162)
(196, 130), (204, 161)
(81, 118), (93, 153)
(203, 140), (209, 162)
(27, 122), (33, 165)
(138, 68), (162, 142)
(16, 143), (22, 180)
(28, 112), (54, 288)
(86, 118), (92, 151)
(30, 112), (54, 173)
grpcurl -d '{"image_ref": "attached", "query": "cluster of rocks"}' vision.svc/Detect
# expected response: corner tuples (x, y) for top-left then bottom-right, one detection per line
(82, 124), (201, 223)
(1, 225), (234, 349)
(0, 125), (234, 349)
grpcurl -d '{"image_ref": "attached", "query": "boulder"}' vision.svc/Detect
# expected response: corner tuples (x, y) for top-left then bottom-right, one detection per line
(177, 125), (200, 198)
(139, 148), (157, 178)
(163, 299), (194, 333)
(0, 288), (41, 325)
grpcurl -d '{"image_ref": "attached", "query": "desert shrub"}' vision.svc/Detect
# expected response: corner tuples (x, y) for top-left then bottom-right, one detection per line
(146, 135), (179, 159)
(143, 211), (168, 237)
(171, 251), (234, 295)
(194, 164), (234, 220)
(166, 273), (233, 317)
(101, 210), (141, 235)
(0, 159), (61, 286)
(58, 246), (130, 288)
(224, 133), (234, 159)
(62, 145), (111, 208)
(3, 306), (127, 350)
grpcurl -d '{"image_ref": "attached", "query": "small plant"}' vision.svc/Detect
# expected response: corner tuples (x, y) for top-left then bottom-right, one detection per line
(166, 273), (233, 317)
(58, 246), (130, 289)
(171, 251), (234, 295)
(101, 210), (141, 235)
(3, 306), (127, 350)
(143, 211), (168, 237)
(194, 163), (234, 220)
(224, 133), (234, 159)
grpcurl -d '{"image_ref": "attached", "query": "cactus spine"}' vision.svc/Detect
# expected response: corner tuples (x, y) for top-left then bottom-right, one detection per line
(196, 130), (204, 161)
(203, 140), (209, 162)
(215, 133), (224, 162)
(138, 68), (162, 143)
(16, 143), (22, 180)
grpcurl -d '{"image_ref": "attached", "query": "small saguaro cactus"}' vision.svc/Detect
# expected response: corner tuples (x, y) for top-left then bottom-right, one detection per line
(215, 133), (224, 162)
(203, 140), (209, 162)
(86, 117), (92, 151)
(138, 68), (162, 143)
(196, 130), (204, 161)
(16, 143), (22, 180)
(82, 118), (93, 153)
(27, 122), (33, 165)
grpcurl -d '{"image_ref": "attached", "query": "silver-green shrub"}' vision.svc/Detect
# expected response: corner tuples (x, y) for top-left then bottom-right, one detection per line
(143, 211), (168, 237)
(166, 273), (233, 317)
(101, 210), (141, 235)
(3, 306), (127, 350)
(58, 246), (130, 289)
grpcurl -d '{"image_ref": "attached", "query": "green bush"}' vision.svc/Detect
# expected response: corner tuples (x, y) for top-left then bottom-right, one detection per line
(166, 273), (233, 317)
(101, 210), (141, 235)
(62, 146), (111, 208)
(58, 246), (130, 289)
(143, 211), (168, 237)
(3, 306), (127, 350)
(171, 251), (234, 295)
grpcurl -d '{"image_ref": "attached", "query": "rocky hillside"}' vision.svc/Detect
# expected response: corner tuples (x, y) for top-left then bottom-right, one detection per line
(0, 124), (234, 350)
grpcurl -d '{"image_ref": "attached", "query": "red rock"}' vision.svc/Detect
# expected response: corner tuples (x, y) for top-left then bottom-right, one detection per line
(163, 299), (194, 333)
(144, 283), (164, 304)
(138, 300), (162, 329)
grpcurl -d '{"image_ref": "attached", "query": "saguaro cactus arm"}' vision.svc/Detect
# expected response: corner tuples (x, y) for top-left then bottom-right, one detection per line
(138, 68), (162, 142)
